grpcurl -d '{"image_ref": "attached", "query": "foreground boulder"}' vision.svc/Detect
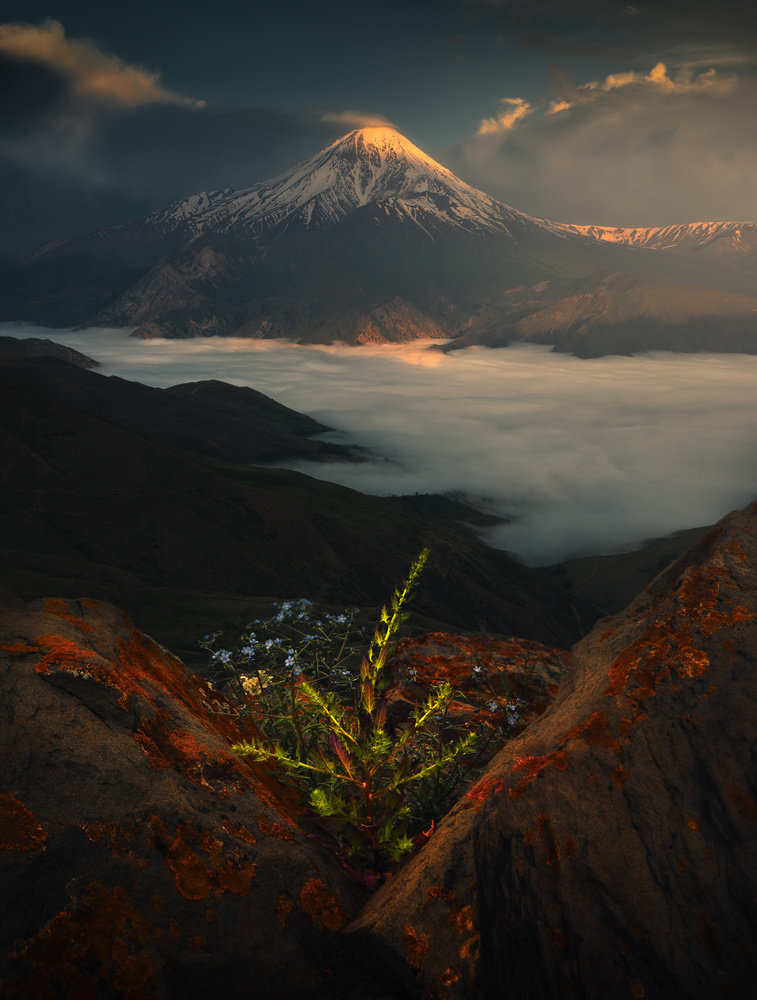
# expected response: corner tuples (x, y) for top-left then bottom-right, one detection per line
(0, 591), (371, 999)
(386, 632), (567, 732)
(346, 502), (757, 999)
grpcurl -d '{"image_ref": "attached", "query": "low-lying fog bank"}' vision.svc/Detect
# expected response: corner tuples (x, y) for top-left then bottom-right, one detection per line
(5, 323), (757, 566)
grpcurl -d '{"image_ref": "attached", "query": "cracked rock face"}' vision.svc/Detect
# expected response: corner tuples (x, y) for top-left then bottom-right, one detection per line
(0, 593), (368, 1000)
(346, 502), (757, 1000)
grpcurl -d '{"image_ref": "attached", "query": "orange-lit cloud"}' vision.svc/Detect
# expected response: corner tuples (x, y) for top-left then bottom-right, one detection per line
(583, 61), (737, 96)
(445, 59), (757, 227)
(321, 110), (397, 129)
(0, 20), (202, 107)
(477, 97), (531, 134)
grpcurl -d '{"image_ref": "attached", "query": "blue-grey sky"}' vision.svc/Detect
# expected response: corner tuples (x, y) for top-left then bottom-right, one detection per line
(2, 1), (757, 245)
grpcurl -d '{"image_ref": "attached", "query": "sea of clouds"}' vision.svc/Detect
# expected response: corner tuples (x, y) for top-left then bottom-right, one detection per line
(6, 323), (757, 566)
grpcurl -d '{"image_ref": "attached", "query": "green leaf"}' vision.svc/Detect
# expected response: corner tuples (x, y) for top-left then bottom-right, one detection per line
(310, 787), (331, 816)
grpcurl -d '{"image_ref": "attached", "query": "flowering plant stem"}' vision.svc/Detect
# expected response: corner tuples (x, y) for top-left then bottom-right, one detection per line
(201, 550), (502, 878)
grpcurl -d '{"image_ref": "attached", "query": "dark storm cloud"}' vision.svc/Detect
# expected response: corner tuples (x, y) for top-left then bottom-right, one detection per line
(0, 51), (71, 137)
(0, 27), (345, 246)
(0, 102), (344, 246)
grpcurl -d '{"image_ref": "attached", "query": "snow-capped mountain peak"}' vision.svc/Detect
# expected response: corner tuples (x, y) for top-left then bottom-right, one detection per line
(142, 126), (531, 244)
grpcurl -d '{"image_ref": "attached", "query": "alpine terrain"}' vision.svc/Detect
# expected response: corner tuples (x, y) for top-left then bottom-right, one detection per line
(3, 127), (757, 355)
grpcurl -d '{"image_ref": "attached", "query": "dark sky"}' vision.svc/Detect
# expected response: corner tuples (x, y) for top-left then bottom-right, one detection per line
(2, 0), (757, 247)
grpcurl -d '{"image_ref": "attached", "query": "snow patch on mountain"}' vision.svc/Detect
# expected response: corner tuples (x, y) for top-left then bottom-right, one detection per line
(140, 127), (556, 245)
(557, 220), (757, 254)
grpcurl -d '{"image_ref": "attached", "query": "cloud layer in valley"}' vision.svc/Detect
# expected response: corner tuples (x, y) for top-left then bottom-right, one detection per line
(6, 324), (757, 566)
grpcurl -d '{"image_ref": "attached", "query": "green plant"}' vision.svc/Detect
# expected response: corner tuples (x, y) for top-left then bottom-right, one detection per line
(199, 550), (491, 877)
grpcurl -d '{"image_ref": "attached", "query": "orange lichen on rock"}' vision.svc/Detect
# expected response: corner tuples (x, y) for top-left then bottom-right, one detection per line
(390, 632), (568, 723)
(447, 903), (476, 936)
(599, 628), (617, 642)
(148, 816), (256, 900)
(724, 539), (747, 564)
(297, 879), (348, 932)
(466, 774), (504, 803)
(421, 887), (476, 935)
(32, 616), (253, 774)
(402, 925), (430, 967)
(566, 711), (620, 752)
(0, 790), (47, 852)
(221, 818), (257, 843)
(537, 813), (561, 872)
(524, 829), (536, 846)
(0, 641), (38, 658)
(612, 765), (629, 789)
(78, 821), (144, 864)
(33, 634), (100, 676)
(562, 837), (577, 857)
(605, 563), (756, 718)
(277, 895), (294, 929)
(258, 814), (298, 842)
(42, 598), (94, 633)
(727, 786), (757, 821)
(6, 883), (159, 1000)
(421, 886), (456, 911)
(133, 714), (218, 786)
(508, 750), (567, 800)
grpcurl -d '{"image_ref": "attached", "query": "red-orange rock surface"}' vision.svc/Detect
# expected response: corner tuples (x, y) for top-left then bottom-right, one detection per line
(346, 502), (757, 999)
(386, 632), (567, 731)
(0, 592), (369, 999)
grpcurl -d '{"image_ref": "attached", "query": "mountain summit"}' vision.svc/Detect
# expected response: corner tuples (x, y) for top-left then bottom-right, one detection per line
(2, 128), (757, 351)
(120, 125), (538, 247)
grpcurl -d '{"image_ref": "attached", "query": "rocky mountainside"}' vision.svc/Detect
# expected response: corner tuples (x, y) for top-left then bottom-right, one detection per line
(347, 498), (757, 998)
(442, 269), (757, 357)
(3, 127), (757, 353)
(2, 497), (756, 998)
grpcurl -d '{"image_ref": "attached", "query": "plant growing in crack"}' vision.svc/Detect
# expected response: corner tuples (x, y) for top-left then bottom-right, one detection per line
(199, 549), (502, 879)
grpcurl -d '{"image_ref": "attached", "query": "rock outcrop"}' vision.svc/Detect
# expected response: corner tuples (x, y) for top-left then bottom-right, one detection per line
(0, 591), (370, 999)
(346, 502), (757, 999)
(4, 497), (757, 999)
(385, 632), (567, 734)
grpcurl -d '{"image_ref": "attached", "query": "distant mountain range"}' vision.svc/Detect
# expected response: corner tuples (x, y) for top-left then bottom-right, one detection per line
(2, 126), (757, 356)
